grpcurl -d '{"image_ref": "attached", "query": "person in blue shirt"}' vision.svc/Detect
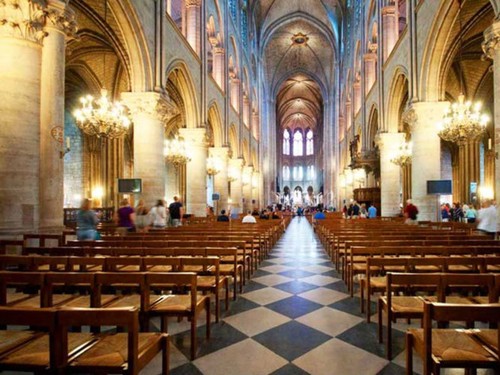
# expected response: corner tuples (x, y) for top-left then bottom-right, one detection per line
(76, 198), (99, 240)
(367, 204), (377, 218)
(313, 210), (326, 221)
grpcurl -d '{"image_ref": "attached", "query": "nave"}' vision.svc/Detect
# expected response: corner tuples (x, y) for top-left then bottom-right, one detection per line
(143, 218), (407, 375)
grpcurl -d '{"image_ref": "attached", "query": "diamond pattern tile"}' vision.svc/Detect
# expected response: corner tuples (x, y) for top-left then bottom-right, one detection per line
(139, 217), (423, 374)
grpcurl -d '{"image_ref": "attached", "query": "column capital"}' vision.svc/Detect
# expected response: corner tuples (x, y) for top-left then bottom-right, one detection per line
(0, 0), (47, 44)
(364, 52), (377, 61)
(482, 20), (500, 59)
(209, 146), (230, 161)
(44, 0), (77, 38)
(185, 0), (201, 7)
(122, 91), (179, 123)
(179, 127), (207, 147)
(382, 5), (396, 16)
(213, 46), (224, 55)
(404, 101), (449, 133)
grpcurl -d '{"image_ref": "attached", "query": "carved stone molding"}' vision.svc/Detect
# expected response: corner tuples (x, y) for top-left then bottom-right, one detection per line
(0, 0), (47, 43)
(482, 21), (500, 60)
(402, 107), (418, 131)
(44, 0), (77, 38)
(185, 0), (201, 7)
(122, 92), (179, 123)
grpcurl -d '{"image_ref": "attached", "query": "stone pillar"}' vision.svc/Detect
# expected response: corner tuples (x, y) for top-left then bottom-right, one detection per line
(209, 146), (230, 213)
(376, 132), (405, 217)
(457, 140), (480, 204)
(179, 127), (207, 216)
(39, 0), (77, 230)
(122, 92), (177, 207)
(251, 111), (260, 140)
(353, 81), (361, 115)
(252, 170), (261, 209)
(405, 102), (449, 220)
(230, 78), (240, 112)
(228, 158), (244, 216)
(482, 22), (500, 229)
(212, 46), (225, 90)
(382, 5), (397, 62)
(0, 0), (46, 233)
(242, 165), (253, 212)
(243, 95), (250, 127)
(346, 101), (352, 130)
(185, 0), (200, 55)
(364, 53), (377, 92)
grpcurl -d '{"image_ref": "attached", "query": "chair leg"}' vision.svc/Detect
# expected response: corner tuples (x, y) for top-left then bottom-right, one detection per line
(215, 289), (220, 323)
(162, 335), (170, 375)
(405, 332), (413, 375)
(386, 312), (392, 360)
(190, 315), (197, 361)
(378, 299), (383, 343)
(205, 298), (211, 338)
(161, 316), (169, 333)
(360, 280), (365, 313)
(225, 278), (230, 311)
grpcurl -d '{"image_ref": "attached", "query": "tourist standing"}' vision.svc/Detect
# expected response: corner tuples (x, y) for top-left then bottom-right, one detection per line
(135, 199), (150, 232)
(150, 199), (167, 228)
(367, 204), (377, 219)
(242, 210), (257, 224)
(168, 196), (184, 227)
(116, 198), (135, 233)
(76, 198), (99, 240)
(477, 200), (497, 238)
(404, 199), (419, 225)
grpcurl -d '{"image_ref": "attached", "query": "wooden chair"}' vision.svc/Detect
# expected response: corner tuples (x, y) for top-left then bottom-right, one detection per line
(58, 307), (169, 375)
(179, 256), (229, 322)
(67, 256), (106, 272)
(206, 247), (243, 300)
(105, 256), (143, 272)
(32, 255), (69, 272)
(142, 256), (181, 273)
(0, 307), (60, 373)
(406, 302), (500, 375)
(0, 254), (34, 271)
(145, 272), (210, 360)
(0, 271), (46, 308)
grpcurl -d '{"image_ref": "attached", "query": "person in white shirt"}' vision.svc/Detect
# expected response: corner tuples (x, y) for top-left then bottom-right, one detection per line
(477, 200), (497, 238)
(150, 199), (167, 228)
(242, 210), (257, 224)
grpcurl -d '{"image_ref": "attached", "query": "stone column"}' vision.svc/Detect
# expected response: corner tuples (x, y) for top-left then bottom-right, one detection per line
(0, 0), (46, 233)
(251, 111), (260, 140)
(364, 52), (377, 92)
(376, 132), (405, 217)
(353, 81), (361, 115)
(185, 0), (201, 55)
(228, 158), (244, 216)
(252, 170), (261, 209)
(212, 46), (225, 90)
(122, 92), (177, 207)
(230, 78), (240, 112)
(457, 140), (480, 204)
(483, 22), (500, 229)
(209, 146), (229, 213)
(243, 95), (250, 127)
(382, 5), (397, 62)
(242, 165), (253, 212)
(179, 127), (207, 216)
(39, 0), (77, 230)
(404, 102), (449, 220)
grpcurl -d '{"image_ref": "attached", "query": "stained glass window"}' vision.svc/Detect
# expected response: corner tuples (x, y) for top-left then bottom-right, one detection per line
(283, 129), (290, 155)
(306, 129), (314, 155)
(293, 131), (303, 156)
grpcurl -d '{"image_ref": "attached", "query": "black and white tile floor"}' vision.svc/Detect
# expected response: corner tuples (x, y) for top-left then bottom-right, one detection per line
(138, 217), (492, 375)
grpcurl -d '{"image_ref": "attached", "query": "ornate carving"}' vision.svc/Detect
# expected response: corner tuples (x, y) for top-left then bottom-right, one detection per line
(482, 21), (500, 60)
(44, 1), (77, 38)
(185, 0), (201, 7)
(122, 92), (179, 123)
(0, 0), (47, 43)
(402, 107), (418, 131)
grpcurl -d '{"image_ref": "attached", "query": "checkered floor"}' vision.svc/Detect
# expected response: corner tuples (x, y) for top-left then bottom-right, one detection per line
(139, 218), (492, 375)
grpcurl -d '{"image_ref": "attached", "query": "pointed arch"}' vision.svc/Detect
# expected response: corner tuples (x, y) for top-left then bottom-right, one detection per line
(207, 102), (223, 147)
(386, 68), (409, 133)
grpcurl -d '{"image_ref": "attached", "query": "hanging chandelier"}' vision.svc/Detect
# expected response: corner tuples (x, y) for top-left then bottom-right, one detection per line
(206, 155), (222, 176)
(73, 89), (131, 139)
(436, 0), (489, 145)
(227, 166), (239, 182)
(164, 136), (191, 167)
(437, 95), (489, 144)
(390, 141), (412, 167)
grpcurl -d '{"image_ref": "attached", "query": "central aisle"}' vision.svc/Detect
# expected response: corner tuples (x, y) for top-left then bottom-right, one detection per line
(158, 218), (405, 375)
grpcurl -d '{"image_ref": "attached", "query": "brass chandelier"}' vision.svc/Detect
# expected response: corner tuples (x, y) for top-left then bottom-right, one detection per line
(73, 89), (130, 139)
(164, 136), (191, 167)
(437, 0), (489, 144)
(390, 141), (412, 167)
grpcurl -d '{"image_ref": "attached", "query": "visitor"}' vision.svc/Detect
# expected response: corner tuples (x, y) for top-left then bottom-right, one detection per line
(313, 209), (326, 223)
(477, 200), (497, 238)
(452, 202), (463, 222)
(76, 198), (100, 240)
(465, 204), (477, 223)
(116, 198), (135, 233)
(168, 196), (184, 227)
(271, 207), (282, 219)
(404, 199), (419, 225)
(242, 210), (257, 224)
(359, 203), (368, 218)
(259, 209), (270, 220)
(350, 201), (360, 219)
(217, 209), (230, 222)
(367, 203), (377, 219)
(135, 199), (150, 232)
(441, 204), (450, 222)
(150, 199), (167, 228)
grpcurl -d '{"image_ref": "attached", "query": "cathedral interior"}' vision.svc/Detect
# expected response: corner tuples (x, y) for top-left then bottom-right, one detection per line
(1, 0), (500, 374)
(1, 0), (500, 230)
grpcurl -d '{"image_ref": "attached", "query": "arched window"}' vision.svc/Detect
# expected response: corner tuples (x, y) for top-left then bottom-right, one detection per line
(229, 0), (237, 23)
(306, 129), (314, 155)
(307, 165), (315, 180)
(283, 129), (290, 155)
(293, 131), (303, 156)
(283, 166), (290, 180)
(240, 9), (248, 50)
(293, 166), (303, 180)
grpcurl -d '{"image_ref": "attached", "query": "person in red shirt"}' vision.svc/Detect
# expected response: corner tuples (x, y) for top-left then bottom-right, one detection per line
(404, 199), (419, 225)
